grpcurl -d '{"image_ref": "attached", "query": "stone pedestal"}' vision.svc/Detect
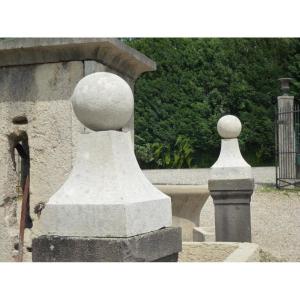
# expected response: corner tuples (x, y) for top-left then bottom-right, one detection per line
(155, 184), (209, 241)
(32, 72), (182, 262)
(209, 179), (254, 242)
(32, 227), (181, 262)
(209, 115), (254, 243)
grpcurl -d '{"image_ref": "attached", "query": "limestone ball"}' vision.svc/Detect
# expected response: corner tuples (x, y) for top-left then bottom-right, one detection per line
(71, 72), (134, 131)
(217, 115), (242, 139)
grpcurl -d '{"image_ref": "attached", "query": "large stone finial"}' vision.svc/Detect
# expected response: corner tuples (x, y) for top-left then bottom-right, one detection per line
(71, 72), (134, 131)
(217, 115), (241, 139)
(37, 72), (174, 241)
(32, 71), (182, 262)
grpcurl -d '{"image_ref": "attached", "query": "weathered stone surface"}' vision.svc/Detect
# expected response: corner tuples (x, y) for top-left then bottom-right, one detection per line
(0, 38), (156, 80)
(208, 178), (254, 192)
(83, 60), (135, 141)
(71, 72), (134, 131)
(217, 115), (241, 139)
(32, 227), (182, 262)
(40, 129), (172, 238)
(209, 181), (254, 242)
(40, 73), (172, 238)
(213, 200), (252, 242)
(210, 139), (252, 180)
(0, 62), (84, 261)
(0, 200), (16, 262)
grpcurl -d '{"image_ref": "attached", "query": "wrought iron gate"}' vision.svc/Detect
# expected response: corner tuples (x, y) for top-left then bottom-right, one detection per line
(275, 103), (300, 188)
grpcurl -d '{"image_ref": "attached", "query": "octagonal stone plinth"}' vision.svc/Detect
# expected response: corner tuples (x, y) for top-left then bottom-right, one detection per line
(40, 131), (172, 237)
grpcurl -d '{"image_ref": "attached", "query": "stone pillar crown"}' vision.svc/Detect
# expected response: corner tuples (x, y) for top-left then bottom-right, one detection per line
(40, 72), (172, 238)
(211, 115), (252, 180)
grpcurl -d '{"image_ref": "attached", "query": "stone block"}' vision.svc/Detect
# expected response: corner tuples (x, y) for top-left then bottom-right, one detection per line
(193, 226), (215, 242)
(32, 227), (182, 262)
(209, 178), (253, 242)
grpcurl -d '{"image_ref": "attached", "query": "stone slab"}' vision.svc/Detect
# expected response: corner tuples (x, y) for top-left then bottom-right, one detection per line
(0, 38), (156, 80)
(224, 242), (260, 262)
(155, 184), (209, 195)
(32, 227), (182, 262)
(208, 178), (254, 191)
(143, 167), (275, 186)
(179, 242), (261, 262)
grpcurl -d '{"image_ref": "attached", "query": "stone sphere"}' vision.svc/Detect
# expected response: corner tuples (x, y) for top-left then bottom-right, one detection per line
(71, 72), (134, 131)
(217, 115), (242, 138)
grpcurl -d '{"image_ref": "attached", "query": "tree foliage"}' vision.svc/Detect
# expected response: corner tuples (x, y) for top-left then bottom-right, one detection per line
(125, 38), (300, 168)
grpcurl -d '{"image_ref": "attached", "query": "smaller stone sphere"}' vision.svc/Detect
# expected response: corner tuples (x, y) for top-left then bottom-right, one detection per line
(217, 115), (242, 139)
(71, 72), (134, 131)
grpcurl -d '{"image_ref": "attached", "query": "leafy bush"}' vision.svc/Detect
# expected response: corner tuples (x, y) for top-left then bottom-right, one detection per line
(135, 135), (193, 169)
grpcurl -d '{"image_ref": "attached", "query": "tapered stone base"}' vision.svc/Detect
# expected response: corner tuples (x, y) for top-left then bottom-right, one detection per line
(32, 227), (182, 262)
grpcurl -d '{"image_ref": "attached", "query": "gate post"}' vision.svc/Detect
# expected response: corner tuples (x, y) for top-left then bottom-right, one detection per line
(277, 78), (295, 186)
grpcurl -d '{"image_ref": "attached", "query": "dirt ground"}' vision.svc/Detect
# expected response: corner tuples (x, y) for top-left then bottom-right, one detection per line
(200, 186), (300, 262)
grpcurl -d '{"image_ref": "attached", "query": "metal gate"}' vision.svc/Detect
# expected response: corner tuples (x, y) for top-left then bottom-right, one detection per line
(275, 103), (300, 188)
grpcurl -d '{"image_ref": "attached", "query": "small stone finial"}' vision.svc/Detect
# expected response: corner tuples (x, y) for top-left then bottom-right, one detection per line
(71, 72), (134, 131)
(278, 78), (292, 96)
(217, 115), (241, 139)
(211, 114), (251, 179)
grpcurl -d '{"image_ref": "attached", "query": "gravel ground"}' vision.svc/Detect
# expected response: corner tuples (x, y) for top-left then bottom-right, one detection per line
(179, 243), (238, 262)
(200, 186), (300, 262)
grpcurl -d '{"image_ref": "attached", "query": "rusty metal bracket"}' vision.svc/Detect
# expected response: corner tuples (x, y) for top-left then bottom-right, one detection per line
(18, 175), (30, 262)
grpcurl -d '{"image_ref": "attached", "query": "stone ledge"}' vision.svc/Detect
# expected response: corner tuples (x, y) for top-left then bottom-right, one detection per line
(208, 178), (254, 191)
(179, 242), (261, 262)
(32, 227), (182, 262)
(155, 184), (209, 196)
(0, 38), (156, 80)
(224, 242), (260, 262)
(143, 167), (275, 186)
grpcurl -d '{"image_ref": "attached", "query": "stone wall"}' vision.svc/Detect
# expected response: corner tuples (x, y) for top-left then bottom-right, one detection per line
(0, 61), (82, 260)
(0, 60), (136, 261)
